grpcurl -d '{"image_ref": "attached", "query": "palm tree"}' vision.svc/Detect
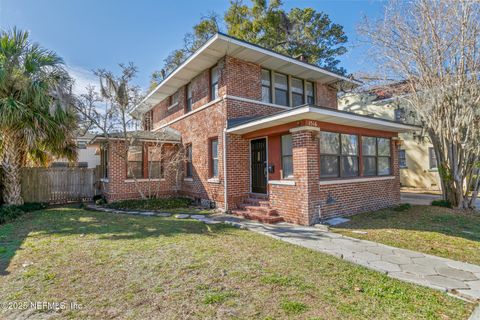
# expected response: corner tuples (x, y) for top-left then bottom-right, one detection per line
(0, 28), (77, 205)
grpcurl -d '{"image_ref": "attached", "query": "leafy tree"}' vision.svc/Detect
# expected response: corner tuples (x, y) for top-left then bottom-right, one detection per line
(0, 28), (78, 205)
(150, 0), (347, 89)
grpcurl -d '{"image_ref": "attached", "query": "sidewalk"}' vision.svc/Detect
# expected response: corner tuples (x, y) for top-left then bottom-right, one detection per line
(212, 215), (480, 302)
(401, 192), (480, 207)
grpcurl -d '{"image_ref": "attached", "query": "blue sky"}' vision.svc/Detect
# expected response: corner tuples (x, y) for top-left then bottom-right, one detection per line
(0, 0), (384, 93)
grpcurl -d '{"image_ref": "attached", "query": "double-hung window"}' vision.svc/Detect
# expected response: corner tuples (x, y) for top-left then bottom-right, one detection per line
(261, 69), (272, 103)
(320, 132), (359, 178)
(185, 144), (193, 178)
(291, 77), (304, 107)
(148, 146), (163, 179)
(186, 83), (192, 112)
(306, 81), (315, 104)
(171, 91), (179, 106)
(274, 73), (289, 106)
(210, 65), (219, 100)
(210, 138), (218, 178)
(127, 145), (144, 179)
(281, 134), (293, 178)
(362, 137), (391, 176)
(399, 149), (407, 168)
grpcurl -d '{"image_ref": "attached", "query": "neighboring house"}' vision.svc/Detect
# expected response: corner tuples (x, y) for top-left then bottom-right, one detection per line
(338, 90), (441, 190)
(52, 133), (100, 168)
(94, 33), (418, 225)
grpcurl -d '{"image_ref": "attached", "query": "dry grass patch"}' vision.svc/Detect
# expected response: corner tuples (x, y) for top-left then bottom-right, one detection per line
(0, 208), (474, 319)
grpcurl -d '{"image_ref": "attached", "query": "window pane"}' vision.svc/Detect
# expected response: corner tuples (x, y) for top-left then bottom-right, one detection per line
(211, 139), (218, 159)
(148, 147), (162, 161)
(213, 159), (218, 177)
(320, 132), (340, 154)
(149, 162), (162, 178)
(378, 138), (391, 156)
(363, 157), (377, 176)
(399, 150), (407, 168)
(211, 65), (219, 83)
(291, 78), (303, 94)
(306, 81), (314, 96)
(262, 86), (271, 103)
(187, 83), (192, 98)
(292, 93), (304, 107)
(275, 89), (288, 106)
(282, 155), (293, 178)
(274, 73), (288, 90)
(172, 91), (178, 104)
(320, 155), (339, 178)
(281, 134), (293, 156)
(341, 134), (358, 155)
(362, 136), (376, 156)
(128, 146), (143, 161)
(341, 156), (359, 177)
(129, 162), (143, 178)
(429, 147), (437, 169)
(378, 157), (391, 175)
(261, 69), (271, 86)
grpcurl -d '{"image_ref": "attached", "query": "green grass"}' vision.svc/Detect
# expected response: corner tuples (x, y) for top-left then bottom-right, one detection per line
(332, 205), (480, 265)
(0, 208), (473, 319)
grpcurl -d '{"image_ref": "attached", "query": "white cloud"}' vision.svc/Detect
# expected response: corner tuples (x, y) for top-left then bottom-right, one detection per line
(66, 65), (99, 95)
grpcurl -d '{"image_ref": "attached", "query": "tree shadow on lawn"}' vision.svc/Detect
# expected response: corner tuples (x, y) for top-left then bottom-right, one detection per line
(333, 205), (480, 243)
(0, 207), (233, 276)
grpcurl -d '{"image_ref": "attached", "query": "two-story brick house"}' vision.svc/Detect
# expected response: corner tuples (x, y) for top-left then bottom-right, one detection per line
(97, 33), (418, 225)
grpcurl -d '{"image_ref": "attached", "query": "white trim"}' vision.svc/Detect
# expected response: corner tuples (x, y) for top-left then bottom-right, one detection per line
(183, 177), (194, 182)
(268, 180), (296, 186)
(319, 176), (395, 185)
(207, 177), (220, 184)
(226, 105), (420, 134)
(153, 97), (223, 132)
(124, 178), (165, 183)
(167, 102), (179, 110)
(289, 126), (320, 133)
(100, 178), (109, 183)
(225, 95), (291, 111)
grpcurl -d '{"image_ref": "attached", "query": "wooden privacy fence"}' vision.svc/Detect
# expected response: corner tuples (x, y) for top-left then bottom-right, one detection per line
(21, 167), (97, 203)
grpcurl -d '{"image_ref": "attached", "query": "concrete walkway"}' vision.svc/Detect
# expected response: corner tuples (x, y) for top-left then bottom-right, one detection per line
(401, 191), (480, 207)
(212, 215), (480, 302)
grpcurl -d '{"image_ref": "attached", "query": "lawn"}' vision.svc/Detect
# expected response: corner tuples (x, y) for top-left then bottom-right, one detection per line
(0, 208), (473, 319)
(332, 205), (480, 265)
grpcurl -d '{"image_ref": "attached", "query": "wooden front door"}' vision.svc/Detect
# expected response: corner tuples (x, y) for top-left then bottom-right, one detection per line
(251, 138), (267, 194)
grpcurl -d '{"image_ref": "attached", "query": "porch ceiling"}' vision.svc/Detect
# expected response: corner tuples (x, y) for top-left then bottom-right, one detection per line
(226, 105), (421, 134)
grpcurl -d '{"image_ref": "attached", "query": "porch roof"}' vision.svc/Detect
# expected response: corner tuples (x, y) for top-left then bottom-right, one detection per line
(226, 105), (421, 134)
(90, 129), (181, 144)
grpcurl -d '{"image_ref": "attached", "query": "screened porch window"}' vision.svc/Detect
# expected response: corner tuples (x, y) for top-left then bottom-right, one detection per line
(320, 132), (359, 178)
(281, 134), (293, 178)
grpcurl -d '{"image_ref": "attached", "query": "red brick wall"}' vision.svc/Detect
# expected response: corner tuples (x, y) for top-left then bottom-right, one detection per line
(224, 56), (262, 100)
(315, 82), (338, 109)
(102, 141), (177, 202)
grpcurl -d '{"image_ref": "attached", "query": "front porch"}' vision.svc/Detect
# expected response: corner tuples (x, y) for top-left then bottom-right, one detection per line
(226, 105), (418, 225)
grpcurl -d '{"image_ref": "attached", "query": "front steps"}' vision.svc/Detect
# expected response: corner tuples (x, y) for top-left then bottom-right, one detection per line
(231, 194), (284, 224)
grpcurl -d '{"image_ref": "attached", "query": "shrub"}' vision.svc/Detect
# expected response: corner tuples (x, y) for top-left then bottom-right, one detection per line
(107, 197), (192, 211)
(393, 203), (412, 212)
(0, 202), (46, 225)
(95, 198), (107, 205)
(431, 199), (452, 208)
(92, 194), (103, 202)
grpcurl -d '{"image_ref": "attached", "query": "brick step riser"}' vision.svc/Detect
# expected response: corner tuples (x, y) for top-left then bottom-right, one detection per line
(238, 204), (279, 216)
(243, 199), (271, 208)
(231, 210), (284, 224)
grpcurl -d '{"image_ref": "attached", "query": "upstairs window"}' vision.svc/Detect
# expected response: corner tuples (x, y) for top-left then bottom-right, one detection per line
(210, 65), (219, 100)
(186, 83), (192, 112)
(185, 144), (193, 178)
(291, 77), (304, 107)
(320, 132), (359, 178)
(306, 81), (315, 104)
(171, 91), (179, 106)
(127, 145), (144, 179)
(281, 134), (293, 178)
(261, 69), (272, 103)
(274, 73), (289, 106)
(210, 138), (218, 178)
(148, 146), (164, 179)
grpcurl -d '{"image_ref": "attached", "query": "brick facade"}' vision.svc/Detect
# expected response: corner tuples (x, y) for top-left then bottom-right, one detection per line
(102, 54), (402, 225)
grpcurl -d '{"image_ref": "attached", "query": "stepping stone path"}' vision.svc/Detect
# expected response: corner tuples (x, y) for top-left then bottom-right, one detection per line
(86, 205), (480, 304)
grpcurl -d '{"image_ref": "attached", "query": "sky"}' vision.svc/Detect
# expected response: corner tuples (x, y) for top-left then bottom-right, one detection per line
(0, 0), (385, 94)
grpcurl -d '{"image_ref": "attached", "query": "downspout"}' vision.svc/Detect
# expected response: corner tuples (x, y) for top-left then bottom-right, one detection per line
(223, 126), (228, 212)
